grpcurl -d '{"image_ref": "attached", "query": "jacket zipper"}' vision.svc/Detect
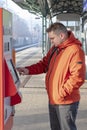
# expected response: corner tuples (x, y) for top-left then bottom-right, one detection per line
(48, 51), (58, 86)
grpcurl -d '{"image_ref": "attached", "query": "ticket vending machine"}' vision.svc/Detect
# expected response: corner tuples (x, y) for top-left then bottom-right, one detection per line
(0, 8), (22, 130)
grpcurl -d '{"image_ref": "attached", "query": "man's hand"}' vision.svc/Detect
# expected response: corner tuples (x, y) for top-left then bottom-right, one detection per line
(17, 67), (29, 75)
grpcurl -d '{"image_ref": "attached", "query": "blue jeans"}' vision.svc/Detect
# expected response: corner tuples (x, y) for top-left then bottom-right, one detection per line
(49, 101), (79, 130)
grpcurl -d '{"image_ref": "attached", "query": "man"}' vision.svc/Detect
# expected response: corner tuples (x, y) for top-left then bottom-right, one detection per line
(17, 22), (86, 130)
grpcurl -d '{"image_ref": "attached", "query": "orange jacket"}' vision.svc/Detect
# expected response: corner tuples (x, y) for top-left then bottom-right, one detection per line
(26, 31), (86, 105)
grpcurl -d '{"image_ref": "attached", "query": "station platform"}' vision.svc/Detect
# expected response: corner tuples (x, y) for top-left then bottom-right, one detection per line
(13, 47), (87, 130)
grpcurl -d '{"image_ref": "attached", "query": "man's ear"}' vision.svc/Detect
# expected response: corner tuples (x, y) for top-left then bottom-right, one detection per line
(60, 32), (65, 39)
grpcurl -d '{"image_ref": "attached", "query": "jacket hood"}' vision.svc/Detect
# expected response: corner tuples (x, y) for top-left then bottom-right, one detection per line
(58, 31), (82, 50)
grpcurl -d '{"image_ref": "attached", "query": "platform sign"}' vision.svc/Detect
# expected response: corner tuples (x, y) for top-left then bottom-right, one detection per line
(83, 0), (87, 12)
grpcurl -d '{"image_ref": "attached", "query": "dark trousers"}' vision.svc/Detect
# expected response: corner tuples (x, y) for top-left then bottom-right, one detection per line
(49, 101), (79, 130)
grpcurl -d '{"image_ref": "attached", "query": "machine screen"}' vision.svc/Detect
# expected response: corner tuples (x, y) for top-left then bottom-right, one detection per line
(7, 59), (19, 84)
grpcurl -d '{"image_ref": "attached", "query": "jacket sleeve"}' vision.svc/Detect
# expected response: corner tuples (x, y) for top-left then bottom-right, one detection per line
(60, 49), (86, 97)
(25, 47), (54, 75)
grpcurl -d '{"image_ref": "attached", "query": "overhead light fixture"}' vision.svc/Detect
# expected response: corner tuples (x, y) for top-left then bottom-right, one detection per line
(63, 11), (67, 13)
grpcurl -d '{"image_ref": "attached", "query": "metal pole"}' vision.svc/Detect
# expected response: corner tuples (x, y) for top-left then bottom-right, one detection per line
(42, 16), (47, 56)
(0, 8), (4, 130)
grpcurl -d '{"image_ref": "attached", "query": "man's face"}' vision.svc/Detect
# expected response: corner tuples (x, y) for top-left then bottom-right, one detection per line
(48, 31), (63, 47)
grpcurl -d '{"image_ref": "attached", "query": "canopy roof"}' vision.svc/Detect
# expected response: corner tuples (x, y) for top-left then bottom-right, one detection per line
(13, 0), (83, 18)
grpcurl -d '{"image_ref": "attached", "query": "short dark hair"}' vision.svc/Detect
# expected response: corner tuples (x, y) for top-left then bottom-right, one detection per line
(46, 22), (68, 35)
